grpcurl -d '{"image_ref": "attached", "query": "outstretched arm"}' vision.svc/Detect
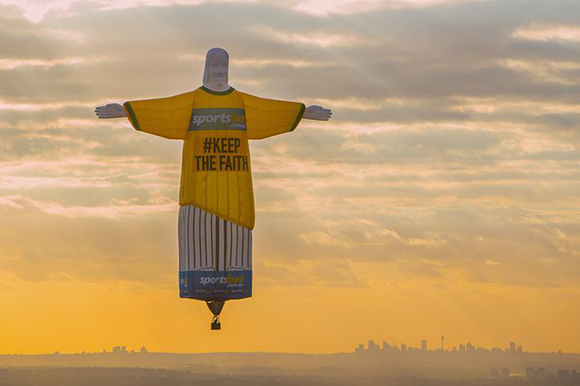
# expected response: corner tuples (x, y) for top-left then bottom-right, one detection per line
(239, 91), (334, 139)
(303, 105), (332, 121)
(94, 92), (194, 139)
(96, 103), (331, 121)
(95, 103), (127, 119)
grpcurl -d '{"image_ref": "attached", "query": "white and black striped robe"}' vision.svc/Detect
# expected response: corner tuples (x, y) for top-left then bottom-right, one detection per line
(178, 205), (252, 273)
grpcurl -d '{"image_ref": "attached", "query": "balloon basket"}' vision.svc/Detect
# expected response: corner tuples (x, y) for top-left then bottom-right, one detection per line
(206, 300), (225, 330)
(211, 316), (221, 330)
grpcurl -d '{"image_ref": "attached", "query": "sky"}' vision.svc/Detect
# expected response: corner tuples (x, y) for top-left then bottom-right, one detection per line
(0, 0), (579, 355)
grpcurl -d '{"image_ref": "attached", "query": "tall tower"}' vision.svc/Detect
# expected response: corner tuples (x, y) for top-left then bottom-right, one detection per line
(441, 335), (445, 350)
(421, 339), (427, 351)
(510, 341), (516, 353)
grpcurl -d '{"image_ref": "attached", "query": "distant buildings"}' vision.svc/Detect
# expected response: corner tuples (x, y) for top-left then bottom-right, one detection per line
(526, 367), (545, 379)
(367, 340), (380, 352)
(353, 338), (580, 380)
(557, 369), (571, 381)
(501, 368), (510, 379)
(525, 368), (579, 381)
(111, 346), (148, 354)
(353, 339), (531, 357)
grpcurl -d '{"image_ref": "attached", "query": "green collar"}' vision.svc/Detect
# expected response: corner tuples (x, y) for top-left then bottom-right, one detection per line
(200, 86), (235, 95)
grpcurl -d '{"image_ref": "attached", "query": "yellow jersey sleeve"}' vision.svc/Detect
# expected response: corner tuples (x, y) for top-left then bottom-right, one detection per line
(241, 93), (305, 140)
(123, 91), (194, 140)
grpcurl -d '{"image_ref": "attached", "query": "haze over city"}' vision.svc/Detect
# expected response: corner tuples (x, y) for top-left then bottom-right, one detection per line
(1, 338), (580, 385)
(0, 0), (579, 370)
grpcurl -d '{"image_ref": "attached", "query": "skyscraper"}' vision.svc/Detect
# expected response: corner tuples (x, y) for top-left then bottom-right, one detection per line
(557, 370), (571, 381)
(368, 340), (380, 351)
(502, 368), (510, 379)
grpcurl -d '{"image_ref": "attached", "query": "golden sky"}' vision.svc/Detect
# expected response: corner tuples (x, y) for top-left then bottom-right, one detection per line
(0, 0), (579, 354)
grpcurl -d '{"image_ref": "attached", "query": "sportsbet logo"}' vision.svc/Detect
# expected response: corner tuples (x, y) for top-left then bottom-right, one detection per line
(189, 108), (246, 131)
(199, 275), (244, 286)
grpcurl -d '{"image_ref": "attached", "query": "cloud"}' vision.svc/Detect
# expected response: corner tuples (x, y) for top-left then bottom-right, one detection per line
(299, 219), (446, 249)
(0, 195), (25, 209)
(0, 194), (176, 219)
(255, 258), (365, 288)
(0, 57), (106, 71)
(0, 0), (579, 304)
(0, 0), (489, 23)
(283, 0), (491, 16)
(250, 26), (376, 47)
(0, 0), (257, 22)
(514, 24), (580, 42)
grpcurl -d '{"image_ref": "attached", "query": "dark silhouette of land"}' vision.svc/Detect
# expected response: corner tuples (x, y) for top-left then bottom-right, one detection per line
(1, 367), (579, 386)
(1, 341), (579, 385)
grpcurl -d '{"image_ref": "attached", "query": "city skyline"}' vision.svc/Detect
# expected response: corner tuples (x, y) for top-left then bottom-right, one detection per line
(355, 339), (558, 355)
(1, 340), (579, 383)
(1, 337), (578, 356)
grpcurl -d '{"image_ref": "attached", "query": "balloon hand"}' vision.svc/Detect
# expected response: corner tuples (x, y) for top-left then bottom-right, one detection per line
(95, 103), (127, 119)
(303, 105), (332, 121)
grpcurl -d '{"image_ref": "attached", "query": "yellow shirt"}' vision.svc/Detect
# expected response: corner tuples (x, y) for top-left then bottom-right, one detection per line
(123, 86), (305, 230)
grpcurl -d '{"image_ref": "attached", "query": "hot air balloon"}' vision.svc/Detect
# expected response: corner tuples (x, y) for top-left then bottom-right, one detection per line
(95, 48), (332, 329)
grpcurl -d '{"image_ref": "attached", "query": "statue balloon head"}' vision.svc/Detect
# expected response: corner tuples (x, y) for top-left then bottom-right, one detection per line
(203, 47), (229, 92)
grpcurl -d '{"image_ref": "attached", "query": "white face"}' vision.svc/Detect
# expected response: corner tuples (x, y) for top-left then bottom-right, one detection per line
(208, 52), (228, 84)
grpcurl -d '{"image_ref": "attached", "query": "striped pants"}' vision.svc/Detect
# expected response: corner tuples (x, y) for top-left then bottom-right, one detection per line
(178, 205), (252, 272)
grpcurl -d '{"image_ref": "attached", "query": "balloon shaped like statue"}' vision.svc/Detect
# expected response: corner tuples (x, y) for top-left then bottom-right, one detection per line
(95, 48), (331, 329)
